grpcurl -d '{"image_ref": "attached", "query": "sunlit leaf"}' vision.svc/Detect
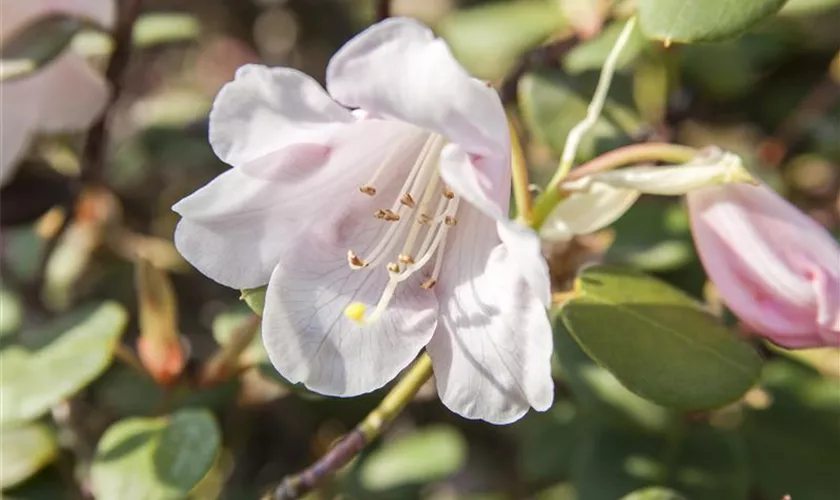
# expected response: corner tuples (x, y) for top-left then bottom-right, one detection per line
(359, 425), (467, 491)
(90, 409), (221, 500)
(621, 487), (688, 500)
(560, 265), (762, 410)
(437, 0), (566, 80)
(0, 423), (59, 489)
(0, 288), (23, 338)
(0, 16), (82, 81)
(637, 0), (788, 43)
(0, 302), (128, 425)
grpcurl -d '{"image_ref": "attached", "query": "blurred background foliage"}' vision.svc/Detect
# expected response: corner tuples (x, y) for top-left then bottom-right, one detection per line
(1, 0), (839, 499)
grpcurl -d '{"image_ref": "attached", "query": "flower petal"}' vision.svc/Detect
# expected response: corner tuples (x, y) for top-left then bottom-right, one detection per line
(326, 17), (508, 157)
(262, 224), (438, 397)
(540, 179), (640, 242)
(687, 183), (840, 341)
(209, 65), (355, 167)
(589, 153), (753, 195)
(428, 203), (554, 424)
(439, 144), (509, 221)
(36, 52), (109, 132)
(173, 120), (428, 288)
(0, 80), (37, 186)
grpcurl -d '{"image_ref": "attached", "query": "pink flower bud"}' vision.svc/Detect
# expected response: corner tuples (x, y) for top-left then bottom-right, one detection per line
(687, 183), (840, 349)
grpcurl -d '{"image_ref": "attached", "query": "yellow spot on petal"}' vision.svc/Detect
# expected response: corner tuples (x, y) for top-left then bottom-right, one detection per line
(344, 302), (367, 324)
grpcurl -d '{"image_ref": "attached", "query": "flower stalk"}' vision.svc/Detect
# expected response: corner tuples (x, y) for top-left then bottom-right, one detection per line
(529, 142), (698, 230)
(263, 353), (434, 500)
(529, 16), (639, 230)
(508, 112), (533, 224)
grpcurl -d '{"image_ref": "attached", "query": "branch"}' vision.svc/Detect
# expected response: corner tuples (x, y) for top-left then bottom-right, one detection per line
(80, 0), (143, 183)
(262, 353), (434, 500)
(375, 0), (391, 21)
(499, 35), (579, 104)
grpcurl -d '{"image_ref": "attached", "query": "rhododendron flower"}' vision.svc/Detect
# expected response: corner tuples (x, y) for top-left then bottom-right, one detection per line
(173, 18), (553, 424)
(541, 151), (752, 242)
(687, 182), (840, 348)
(0, 0), (114, 186)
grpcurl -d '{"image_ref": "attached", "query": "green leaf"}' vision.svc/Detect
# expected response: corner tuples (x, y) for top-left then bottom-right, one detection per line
(437, 0), (566, 80)
(552, 317), (672, 432)
(240, 287), (267, 317)
(359, 425), (467, 491)
(518, 70), (644, 161)
(574, 425), (750, 500)
(560, 265), (762, 410)
(564, 20), (648, 75)
(0, 288), (24, 338)
(637, 0), (788, 43)
(621, 487), (688, 500)
(606, 201), (695, 272)
(0, 423), (59, 489)
(744, 360), (840, 500)
(90, 409), (221, 500)
(1, 466), (67, 499)
(0, 302), (128, 425)
(212, 305), (266, 365)
(0, 16), (82, 81)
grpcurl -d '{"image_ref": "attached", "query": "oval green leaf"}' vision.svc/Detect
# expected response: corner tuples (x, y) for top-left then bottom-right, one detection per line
(359, 425), (467, 491)
(0, 302), (128, 425)
(0, 423), (59, 489)
(437, 0), (566, 80)
(1, 16), (82, 81)
(637, 0), (788, 43)
(90, 409), (221, 500)
(560, 265), (762, 410)
(621, 487), (688, 500)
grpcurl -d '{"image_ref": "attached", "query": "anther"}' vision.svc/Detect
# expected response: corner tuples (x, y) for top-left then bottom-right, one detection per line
(398, 254), (415, 264)
(444, 216), (458, 226)
(347, 250), (367, 269)
(374, 209), (401, 222)
(442, 187), (454, 199)
(421, 279), (437, 289)
(387, 262), (401, 273)
(400, 193), (416, 208)
(418, 214), (432, 224)
(359, 184), (377, 196)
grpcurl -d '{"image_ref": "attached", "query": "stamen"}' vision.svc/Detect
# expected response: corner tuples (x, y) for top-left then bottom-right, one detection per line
(347, 250), (367, 269)
(359, 184), (376, 196)
(398, 254), (414, 264)
(418, 214), (432, 224)
(400, 193), (416, 207)
(442, 187), (454, 199)
(387, 262), (401, 273)
(444, 216), (457, 226)
(374, 209), (401, 222)
(420, 279), (437, 289)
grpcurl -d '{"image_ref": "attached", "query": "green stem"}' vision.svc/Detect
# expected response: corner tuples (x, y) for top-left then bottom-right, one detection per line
(264, 353), (434, 500)
(528, 142), (698, 230)
(508, 113), (534, 225)
(549, 16), (638, 188)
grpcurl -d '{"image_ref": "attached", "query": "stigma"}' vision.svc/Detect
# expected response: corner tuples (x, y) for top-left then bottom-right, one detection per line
(343, 133), (461, 326)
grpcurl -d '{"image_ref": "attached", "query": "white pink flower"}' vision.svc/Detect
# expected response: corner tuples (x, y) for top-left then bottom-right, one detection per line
(687, 182), (840, 348)
(173, 19), (554, 424)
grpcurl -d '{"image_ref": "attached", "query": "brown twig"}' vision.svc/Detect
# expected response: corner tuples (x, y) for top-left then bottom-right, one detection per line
(80, 0), (143, 183)
(375, 0), (391, 21)
(499, 35), (580, 104)
(262, 353), (434, 500)
(32, 0), (142, 300)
